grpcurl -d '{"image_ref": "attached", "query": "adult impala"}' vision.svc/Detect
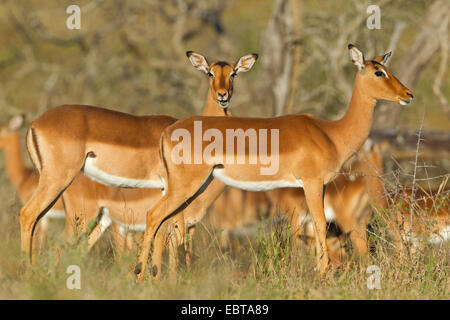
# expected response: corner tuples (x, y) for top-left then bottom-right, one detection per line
(151, 52), (258, 276)
(20, 52), (258, 263)
(63, 52), (258, 264)
(0, 115), (156, 256)
(135, 44), (413, 280)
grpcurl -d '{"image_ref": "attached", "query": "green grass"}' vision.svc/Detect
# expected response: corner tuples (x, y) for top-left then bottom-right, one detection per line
(0, 199), (447, 299)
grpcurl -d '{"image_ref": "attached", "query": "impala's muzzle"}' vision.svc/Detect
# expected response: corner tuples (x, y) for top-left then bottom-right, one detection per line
(399, 91), (414, 106)
(217, 91), (230, 108)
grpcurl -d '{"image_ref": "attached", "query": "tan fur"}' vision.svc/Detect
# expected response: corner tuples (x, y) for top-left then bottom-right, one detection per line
(391, 187), (449, 246)
(266, 144), (387, 259)
(152, 53), (259, 277)
(0, 117), (64, 248)
(135, 45), (413, 280)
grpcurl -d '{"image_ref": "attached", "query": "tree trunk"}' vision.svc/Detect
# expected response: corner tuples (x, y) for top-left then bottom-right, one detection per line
(373, 0), (450, 129)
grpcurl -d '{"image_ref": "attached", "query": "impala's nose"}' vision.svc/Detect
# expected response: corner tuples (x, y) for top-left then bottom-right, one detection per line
(217, 91), (228, 100)
(217, 90), (229, 107)
(399, 90), (414, 106)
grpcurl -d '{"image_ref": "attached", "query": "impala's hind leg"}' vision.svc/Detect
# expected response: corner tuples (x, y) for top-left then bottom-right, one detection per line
(151, 223), (167, 280)
(110, 223), (127, 261)
(61, 180), (105, 252)
(151, 215), (185, 280)
(20, 172), (76, 262)
(86, 208), (112, 251)
(35, 218), (49, 250)
(135, 170), (216, 282)
(185, 225), (196, 268)
(167, 214), (185, 278)
(135, 188), (196, 282)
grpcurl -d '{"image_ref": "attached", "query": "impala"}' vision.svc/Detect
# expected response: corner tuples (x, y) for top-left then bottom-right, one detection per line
(0, 115), (65, 247)
(152, 52), (258, 275)
(20, 52), (258, 266)
(392, 186), (449, 247)
(135, 44), (413, 280)
(60, 173), (162, 257)
(0, 115), (154, 256)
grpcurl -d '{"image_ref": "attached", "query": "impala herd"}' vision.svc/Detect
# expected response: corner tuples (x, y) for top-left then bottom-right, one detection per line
(0, 44), (448, 283)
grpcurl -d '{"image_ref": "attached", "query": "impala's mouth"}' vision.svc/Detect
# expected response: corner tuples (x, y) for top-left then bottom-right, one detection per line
(218, 99), (229, 108)
(399, 98), (412, 106)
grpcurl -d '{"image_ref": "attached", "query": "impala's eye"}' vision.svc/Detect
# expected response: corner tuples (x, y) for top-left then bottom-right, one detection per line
(230, 72), (236, 78)
(207, 72), (214, 77)
(375, 71), (384, 77)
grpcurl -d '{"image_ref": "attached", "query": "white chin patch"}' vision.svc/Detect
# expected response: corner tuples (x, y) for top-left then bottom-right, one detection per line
(399, 100), (410, 106)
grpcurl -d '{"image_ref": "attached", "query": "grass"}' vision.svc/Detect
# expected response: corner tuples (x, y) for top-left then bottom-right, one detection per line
(0, 197), (447, 299)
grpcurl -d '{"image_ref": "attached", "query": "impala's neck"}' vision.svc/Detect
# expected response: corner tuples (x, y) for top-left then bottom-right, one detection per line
(201, 88), (231, 117)
(2, 132), (29, 191)
(329, 75), (376, 164)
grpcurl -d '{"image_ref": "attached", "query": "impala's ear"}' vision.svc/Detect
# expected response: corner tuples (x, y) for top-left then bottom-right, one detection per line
(348, 44), (365, 71)
(186, 51), (210, 74)
(8, 114), (25, 131)
(234, 54), (258, 74)
(374, 51), (392, 65)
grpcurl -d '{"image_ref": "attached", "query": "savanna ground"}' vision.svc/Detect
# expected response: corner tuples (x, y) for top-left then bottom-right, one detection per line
(0, 188), (448, 299)
(0, 0), (449, 299)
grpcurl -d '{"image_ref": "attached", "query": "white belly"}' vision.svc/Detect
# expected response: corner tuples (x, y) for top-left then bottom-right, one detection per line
(83, 157), (164, 189)
(98, 208), (146, 233)
(324, 206), (336, 222)
(213, 169), (302, 192)
(299, 205), (336, 225)
(427, 226), (450, 244)
(44, 209), (66, 220)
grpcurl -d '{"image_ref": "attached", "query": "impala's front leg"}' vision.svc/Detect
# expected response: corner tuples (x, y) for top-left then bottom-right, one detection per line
(303, 180), (330, 276)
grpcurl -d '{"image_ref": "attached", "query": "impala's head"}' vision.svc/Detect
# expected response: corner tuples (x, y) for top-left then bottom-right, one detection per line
(186, 51), (258, 108)
(0, 114), (24, 148)
(348, 44), (413, 106)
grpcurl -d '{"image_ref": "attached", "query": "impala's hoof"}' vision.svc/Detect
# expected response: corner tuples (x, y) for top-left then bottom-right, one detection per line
(134, 262), (142, 275)
(135, 273), (145, 283)
(151, 265), (158, 278)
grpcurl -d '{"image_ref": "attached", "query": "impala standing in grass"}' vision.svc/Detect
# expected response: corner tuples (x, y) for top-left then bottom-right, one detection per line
(135, 44), (414, 281)
(19, 52), (258, 273)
